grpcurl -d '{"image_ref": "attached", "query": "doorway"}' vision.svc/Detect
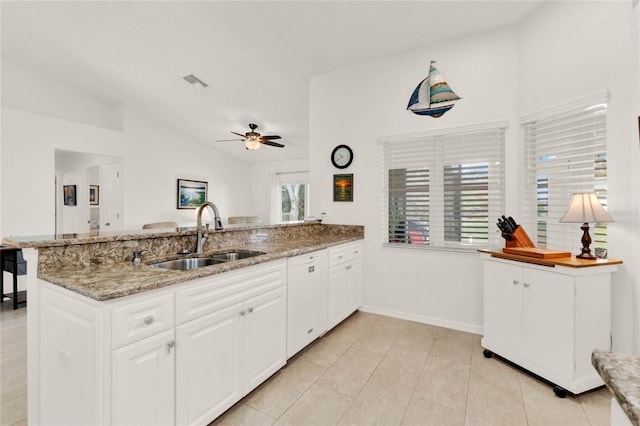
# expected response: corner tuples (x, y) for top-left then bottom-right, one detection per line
(54, 150), (124, 234)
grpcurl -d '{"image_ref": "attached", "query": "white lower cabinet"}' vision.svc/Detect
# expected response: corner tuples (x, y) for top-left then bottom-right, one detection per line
(175, 261), (287, 426)
(176, 302), (243, 425)
(112, 329), (176, 426)
(328, 242), (362, 329)
(482, 257), (617, 395)
(36, 259), (287, 426)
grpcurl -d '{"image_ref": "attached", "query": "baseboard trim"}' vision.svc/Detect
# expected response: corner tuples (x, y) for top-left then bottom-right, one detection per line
(358, 304), (483, 335)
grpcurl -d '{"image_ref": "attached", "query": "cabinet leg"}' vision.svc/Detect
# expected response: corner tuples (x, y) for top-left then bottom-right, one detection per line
(553, 386), (567, 398)
(482, 349), (493, 358)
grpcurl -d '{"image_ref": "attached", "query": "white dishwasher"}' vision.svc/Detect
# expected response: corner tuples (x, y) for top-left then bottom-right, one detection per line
(287, 249), (328, 358)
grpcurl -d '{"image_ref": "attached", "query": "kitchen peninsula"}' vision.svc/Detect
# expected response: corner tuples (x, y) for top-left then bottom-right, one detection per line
(6, 222), (363, 425)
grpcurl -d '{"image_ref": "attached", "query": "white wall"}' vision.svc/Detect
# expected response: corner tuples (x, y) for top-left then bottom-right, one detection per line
(250, 159), (310, 222)
(309, 1), (639, 346)
(1, 60), (254, 236)
(516, 1), (639, 353)
(310, 27), (518, 333)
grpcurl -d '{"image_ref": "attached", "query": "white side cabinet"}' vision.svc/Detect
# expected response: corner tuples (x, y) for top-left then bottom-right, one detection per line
(328, 242), (362, 329)
(482, 256), (618, 395)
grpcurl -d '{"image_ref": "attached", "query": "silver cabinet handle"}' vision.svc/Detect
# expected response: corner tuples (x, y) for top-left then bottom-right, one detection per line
(239, 310), (246, 316)
(346, 265), (352, 270)
(144, 315), (154, 325)
(105, 222), (111, 226)
(308, 265), (315, 273)
(513, 280), (519, 285)
(524, 282), (530, 288)
(247, 307), (254, 313)
(166, 340), (175, 354)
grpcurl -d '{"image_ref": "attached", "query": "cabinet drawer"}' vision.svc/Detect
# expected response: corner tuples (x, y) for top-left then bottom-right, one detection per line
(329, 242), (361, 267)
(176, 260), (286, 325)
(112, 293), (174, 349)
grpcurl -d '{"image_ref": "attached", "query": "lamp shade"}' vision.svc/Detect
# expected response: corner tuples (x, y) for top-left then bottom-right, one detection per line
(559, 193), (614, 223)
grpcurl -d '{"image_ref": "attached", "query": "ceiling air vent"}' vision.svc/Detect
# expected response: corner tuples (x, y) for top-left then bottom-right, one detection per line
(182, 74), (208, 89)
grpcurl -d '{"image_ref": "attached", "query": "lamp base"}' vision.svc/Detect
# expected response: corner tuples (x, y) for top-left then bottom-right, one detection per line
(576, 223), (597, 260)
(576, 252), (597, 260)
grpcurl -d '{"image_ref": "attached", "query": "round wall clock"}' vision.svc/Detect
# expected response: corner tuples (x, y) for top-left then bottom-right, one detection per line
(331, 144), (353, 169)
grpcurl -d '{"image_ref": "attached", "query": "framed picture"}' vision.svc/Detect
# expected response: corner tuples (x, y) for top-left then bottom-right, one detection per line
(333, 174), (353, 202)
(89, 185), (99, 205)
(177, 179), (208, 209)
(63, 185), (77, 206)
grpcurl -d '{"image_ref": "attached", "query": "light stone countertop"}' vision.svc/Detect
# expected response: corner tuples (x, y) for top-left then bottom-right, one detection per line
(37, 233), (362, 301)
(592, 349), (640, 426)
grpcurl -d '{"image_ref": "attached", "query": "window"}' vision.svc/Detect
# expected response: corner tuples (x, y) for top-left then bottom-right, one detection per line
(383, 123), (506, 250)
(277, 172), (309, 223)
(522, 95), (608, 254)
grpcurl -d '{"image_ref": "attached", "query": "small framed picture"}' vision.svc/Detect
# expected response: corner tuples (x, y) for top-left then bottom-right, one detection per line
(89, 185), (99, 205)
(63, 185), (77, 206)
(333, 174), (353, 202)
(177, 179), (208, 209)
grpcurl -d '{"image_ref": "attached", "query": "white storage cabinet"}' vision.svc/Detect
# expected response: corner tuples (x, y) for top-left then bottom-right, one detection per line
(481, 256), (617, 396)
(328, 242), (362, 329)
(175, 261), (286, 425)
(36, 259), (287, 426)
(287, 249), (328, 358)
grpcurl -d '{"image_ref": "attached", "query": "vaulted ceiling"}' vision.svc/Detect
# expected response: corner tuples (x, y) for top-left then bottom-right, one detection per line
(1, 1), (541, 163)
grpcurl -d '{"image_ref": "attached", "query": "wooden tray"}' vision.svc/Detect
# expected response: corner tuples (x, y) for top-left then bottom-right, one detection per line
(502, 247), (571, 259)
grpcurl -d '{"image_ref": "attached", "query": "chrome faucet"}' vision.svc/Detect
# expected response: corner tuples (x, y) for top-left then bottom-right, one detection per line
(196, 201), (223, 253)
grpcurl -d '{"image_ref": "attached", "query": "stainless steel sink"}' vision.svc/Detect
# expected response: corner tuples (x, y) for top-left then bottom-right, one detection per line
(148, 251), (265, 271)
(210, 251), (265, 262)
(149, 257), (226, 270)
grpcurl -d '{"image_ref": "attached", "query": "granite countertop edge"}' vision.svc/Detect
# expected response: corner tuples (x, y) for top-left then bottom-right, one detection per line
(38, 235), (362, 302)
(4, 221), (319, 248)
(592, 349), (640, 426)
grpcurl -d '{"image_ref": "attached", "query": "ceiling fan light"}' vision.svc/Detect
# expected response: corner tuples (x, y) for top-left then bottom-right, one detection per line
(245, 139), (261, 150)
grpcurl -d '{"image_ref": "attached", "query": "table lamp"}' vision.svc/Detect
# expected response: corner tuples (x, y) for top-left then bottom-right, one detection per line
(559, 192), (613, 259)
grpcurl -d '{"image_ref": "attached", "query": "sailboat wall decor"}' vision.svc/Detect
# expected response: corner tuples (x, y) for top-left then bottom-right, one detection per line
(407, 61), (461, 118)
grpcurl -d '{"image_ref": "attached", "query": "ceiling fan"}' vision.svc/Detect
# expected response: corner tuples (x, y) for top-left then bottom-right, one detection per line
(217, 123), (284, 150)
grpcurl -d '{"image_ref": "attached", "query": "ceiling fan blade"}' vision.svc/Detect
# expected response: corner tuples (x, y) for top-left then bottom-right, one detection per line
(261, 140), (285, 148)
(230, 131), (247, 138)
(216, 138), (243, 142)
(261, 135), (282, 140)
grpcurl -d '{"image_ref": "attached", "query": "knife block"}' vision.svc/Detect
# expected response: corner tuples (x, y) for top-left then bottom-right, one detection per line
(505, 225), (535, 248)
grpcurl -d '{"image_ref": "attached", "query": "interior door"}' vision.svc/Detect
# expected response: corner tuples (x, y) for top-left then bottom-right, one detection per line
(104, 162), (123, 231)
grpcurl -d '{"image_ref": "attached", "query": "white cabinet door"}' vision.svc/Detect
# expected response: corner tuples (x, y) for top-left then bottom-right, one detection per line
(347, 258), (362, 314)
(244, 287), (287, 391)
(328, 265), (348, 329)
(483, 260), (523, 355)
(522, 268), (574, 379)
(176, 302), (244, 426)
(112, 329), (175, 426)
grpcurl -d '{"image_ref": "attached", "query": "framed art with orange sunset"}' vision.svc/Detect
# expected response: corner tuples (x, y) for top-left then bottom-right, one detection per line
(333, 174), (353, 202)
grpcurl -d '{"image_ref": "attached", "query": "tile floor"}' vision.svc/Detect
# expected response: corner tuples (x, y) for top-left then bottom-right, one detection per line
(0, 301), (27, 426)
(0, 301), (611, 426)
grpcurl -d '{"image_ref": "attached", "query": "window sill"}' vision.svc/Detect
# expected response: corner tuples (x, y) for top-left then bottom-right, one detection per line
(382, 243), (488, 255)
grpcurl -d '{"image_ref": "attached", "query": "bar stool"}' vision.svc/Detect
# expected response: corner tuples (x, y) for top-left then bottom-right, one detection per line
(0, 245), (27, 309)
